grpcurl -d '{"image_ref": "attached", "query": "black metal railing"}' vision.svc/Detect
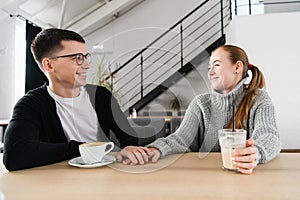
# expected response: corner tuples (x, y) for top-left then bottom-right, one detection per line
(231, 0), (300, 16)
(106, 0), (231, 110)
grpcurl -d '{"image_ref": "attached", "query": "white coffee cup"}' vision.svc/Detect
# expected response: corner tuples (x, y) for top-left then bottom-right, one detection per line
(219, 129), (246, 171)
(79, 142), (114, 164)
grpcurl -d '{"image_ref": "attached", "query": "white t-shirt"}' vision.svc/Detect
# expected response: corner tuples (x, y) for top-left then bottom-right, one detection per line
(47, 86), (100, 142)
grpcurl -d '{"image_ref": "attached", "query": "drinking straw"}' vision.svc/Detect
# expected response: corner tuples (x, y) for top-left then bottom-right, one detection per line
(232, 105), (235, 132)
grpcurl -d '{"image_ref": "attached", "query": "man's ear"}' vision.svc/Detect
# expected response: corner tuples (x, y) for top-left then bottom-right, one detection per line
(235, 60), (244, 74)
(42, 58), (54, 73)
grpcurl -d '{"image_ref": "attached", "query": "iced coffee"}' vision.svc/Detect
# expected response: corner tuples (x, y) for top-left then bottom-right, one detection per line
(218, 129), (246, 171)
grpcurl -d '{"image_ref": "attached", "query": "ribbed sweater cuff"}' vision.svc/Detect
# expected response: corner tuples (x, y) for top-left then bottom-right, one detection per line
(146, 139), (173, 157)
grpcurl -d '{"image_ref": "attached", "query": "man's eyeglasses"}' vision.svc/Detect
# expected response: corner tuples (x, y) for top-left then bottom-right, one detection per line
(49, 53), (91, 66)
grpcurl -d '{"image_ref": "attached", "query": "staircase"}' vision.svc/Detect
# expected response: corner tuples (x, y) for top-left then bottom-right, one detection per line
(106, 0), (231, 113)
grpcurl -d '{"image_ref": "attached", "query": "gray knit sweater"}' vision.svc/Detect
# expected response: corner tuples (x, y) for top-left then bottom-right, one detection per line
(147, 79), (281, 163)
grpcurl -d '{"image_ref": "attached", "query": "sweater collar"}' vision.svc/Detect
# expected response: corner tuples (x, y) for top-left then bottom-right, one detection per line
(211, 78), (247, 111)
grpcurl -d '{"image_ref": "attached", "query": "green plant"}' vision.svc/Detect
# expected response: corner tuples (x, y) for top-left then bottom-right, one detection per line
(91, 55), (120, 103)
(91, 56), (113, 91)
(169, 95), (184, 112)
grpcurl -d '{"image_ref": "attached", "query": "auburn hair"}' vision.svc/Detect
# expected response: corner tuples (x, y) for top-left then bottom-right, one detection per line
(218, 45), (266, 129)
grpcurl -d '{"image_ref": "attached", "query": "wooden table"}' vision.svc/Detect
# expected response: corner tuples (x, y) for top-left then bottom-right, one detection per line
(0, 153), (299, 200)
(0, 120), (9, 128)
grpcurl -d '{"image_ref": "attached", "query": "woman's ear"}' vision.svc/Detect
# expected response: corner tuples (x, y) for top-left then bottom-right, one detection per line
(235, 60), (244, 74)
(42, 58), (54, 73)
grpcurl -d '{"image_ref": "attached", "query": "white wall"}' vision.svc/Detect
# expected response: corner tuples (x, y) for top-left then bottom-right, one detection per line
(226, 12), (300, 149)
(0, 11), (25, 120)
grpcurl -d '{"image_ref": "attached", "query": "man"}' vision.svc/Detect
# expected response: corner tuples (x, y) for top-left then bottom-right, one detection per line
(3, 28), (138, 171)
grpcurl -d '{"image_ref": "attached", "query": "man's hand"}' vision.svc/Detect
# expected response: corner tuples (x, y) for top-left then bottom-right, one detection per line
(117, 146), (161, 165)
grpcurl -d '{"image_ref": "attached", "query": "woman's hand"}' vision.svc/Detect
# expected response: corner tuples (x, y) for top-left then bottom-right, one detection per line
(233, 139), (259, 175)
(117, 146), (161, 165)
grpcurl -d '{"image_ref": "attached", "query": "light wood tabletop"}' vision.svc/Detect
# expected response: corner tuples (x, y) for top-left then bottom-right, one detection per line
(0, 152), (299, 200)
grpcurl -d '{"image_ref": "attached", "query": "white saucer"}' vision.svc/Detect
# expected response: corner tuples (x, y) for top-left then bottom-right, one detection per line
(68, 155), (116, 168)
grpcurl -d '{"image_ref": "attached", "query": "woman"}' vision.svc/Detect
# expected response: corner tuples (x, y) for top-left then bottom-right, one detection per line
(117, 45), (281, 174)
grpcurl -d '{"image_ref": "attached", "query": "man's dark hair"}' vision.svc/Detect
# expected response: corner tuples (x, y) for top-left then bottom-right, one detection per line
(31, 28), (85, 65)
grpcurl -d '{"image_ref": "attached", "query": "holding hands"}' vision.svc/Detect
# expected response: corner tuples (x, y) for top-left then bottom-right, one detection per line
(117, 139), (260, 175)
(117, 146), (160, 165)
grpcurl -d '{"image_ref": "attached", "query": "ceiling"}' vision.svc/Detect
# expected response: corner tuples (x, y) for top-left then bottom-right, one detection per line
(0, 0), (143, 36)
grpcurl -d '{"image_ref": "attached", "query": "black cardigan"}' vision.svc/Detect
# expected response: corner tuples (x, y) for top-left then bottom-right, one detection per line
(3, 84), (138, 171)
